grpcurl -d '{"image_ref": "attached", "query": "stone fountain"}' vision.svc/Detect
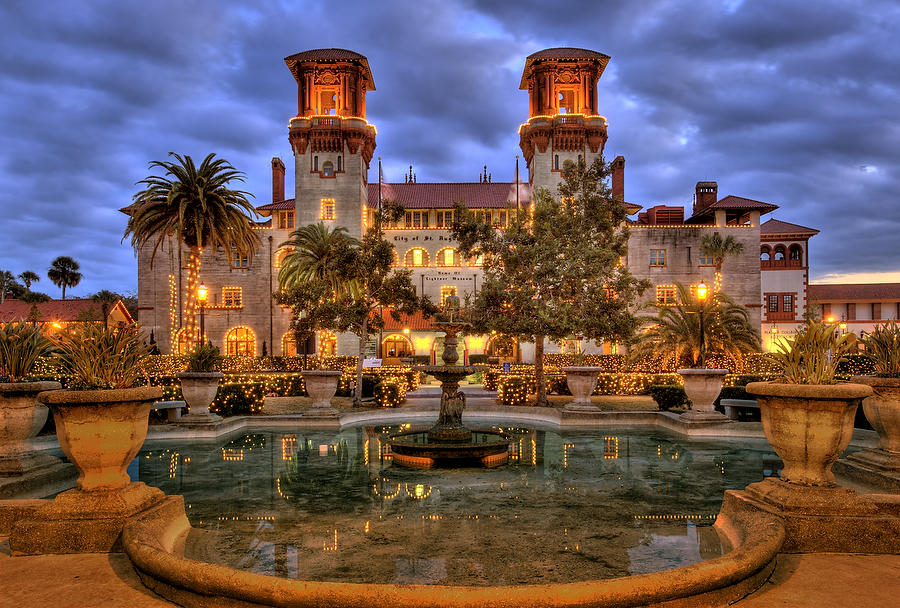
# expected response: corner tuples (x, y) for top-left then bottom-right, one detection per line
(387, 296), (510, 468)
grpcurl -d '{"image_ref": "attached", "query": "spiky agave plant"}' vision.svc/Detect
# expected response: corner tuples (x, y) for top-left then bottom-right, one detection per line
(860, 321), (900, 377)
(0, 322), (53, 382)
(52, 324), (153, 390)
(768, 320), (856, 384)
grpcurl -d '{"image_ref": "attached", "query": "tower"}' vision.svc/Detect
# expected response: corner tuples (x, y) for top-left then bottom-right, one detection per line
(518, 48), (610, 194)
(284, 49), (376, 239)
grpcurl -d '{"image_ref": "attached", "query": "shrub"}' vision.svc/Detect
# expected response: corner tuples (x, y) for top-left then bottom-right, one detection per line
(209, 382), (264, 416)
(769, 321), (855, 384)
(836, 352), (879, 378)
(52, 324), (153, 390)
(648, 384), (690, 411)
(469, 354), (488, 365)
(0, 322), (53, 382)
(857, 321), (900, 377)
(186, 341), (220, 372)
(375, 379), (403, 407)
(497, 376), (534, 406)
(717, 385), (749, 402)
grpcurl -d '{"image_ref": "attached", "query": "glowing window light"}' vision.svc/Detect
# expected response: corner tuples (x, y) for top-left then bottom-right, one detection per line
(320, 198), (335, 220)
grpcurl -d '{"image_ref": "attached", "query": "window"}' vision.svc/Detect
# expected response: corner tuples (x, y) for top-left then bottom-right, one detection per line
(231, 250), (249, 269)
(436, 210), (455, 228)
(437, 248), (460, 267)
(768, 295), (779, 312)
(322, 161), (334, 177)
(440, 285), (458, 307)
(313, 156), (318, 172)
(404, 248), (429, 267)
(699, 253), (715, 266)
(656, 285), (676, 306)
(492, 210), (507, 227)
(337, 156), (342, 172)
(274, 247), (293, 269)
(278, 210), (294, 230)
(774, 246), (786, 261)
(650, 249), (666, 267)
(760, 246), (771, 261)
(225, 326), (256, 356)
(319, 89), (338, 114)
(405, 210), (429, 228)
(223, 287), (242, 307)
(554, 155), (559, 171)
(320, 198), (335, 220)
(782, 295), (794, 313)
(382, 334), (414, 358)
(558, 89), (576, 113)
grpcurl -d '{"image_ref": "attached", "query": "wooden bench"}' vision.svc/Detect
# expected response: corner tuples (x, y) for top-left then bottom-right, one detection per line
(720, 398), (760, 421)
(152, 400), (186, 422)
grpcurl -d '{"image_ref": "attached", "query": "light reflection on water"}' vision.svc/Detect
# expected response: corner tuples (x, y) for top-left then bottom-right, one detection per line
(134, 424), (781, 585)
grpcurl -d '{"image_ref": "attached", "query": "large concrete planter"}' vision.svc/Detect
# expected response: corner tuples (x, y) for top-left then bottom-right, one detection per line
(678, 368), (729, 422)
(302, 370), (342, 416)
(562, 366), (601, 411)
(0, 381), (60, 475)
(37, 386), (162, 491)
(847, 375), (900, 470)
(176, 371), (223, 423)
(746, 381), (872, 486)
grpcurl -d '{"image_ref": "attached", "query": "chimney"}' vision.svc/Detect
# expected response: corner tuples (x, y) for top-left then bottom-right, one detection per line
(694, 181), (718, 214)
(611, 156), (625, 201)
(271, 157), (285, 203)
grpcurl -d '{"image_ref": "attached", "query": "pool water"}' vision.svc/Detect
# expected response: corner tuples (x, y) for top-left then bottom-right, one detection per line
(133, 424), (783, 585)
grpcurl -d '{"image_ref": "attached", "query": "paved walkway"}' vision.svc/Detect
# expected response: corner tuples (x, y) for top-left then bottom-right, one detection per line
(3, 537), (899, 608)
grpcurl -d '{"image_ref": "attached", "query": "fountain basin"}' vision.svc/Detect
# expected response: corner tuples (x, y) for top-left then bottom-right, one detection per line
(387, 430), (511, 468)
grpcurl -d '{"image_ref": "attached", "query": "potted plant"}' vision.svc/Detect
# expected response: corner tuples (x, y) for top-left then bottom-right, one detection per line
(0, 322), (61, 475)
(562, 345), (601, 412)
(746, 321), (872, 486)
(176, 341), (223, 423)
(847, 321), (900, 470)
(629, 283), (760, 422)
(36, 323), (160, 491)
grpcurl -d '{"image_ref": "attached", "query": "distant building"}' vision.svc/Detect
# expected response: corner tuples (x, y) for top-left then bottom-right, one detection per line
(0, 298), (134, 334)
(134, 48), (805, 361)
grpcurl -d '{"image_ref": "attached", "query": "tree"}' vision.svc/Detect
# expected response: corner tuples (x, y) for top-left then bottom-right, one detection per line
(91, 289), (121, 329)
(47, 256), (82, 300)
(278, 223), (358, 294)
(700, 232), (744, 295)
(628, 282), (761, 369)
(452, 157), (649, 406)
(124, 153), (260, 346)
(18, 270), (39, 290)
(277, 208), (436, 407)
(0, 270), (16, 304)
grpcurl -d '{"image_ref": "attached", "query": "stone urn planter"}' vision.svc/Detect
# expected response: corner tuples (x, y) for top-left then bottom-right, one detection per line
(302, 370), (343, 416)
(847, 376), (900, 470)
(37, 386), (163, 491)
(677, 369), (729, 422)
(0, 381), (61, 475)
(562, 366), (601, 411)
(176, 371), (223, 423)
(746, 381), (873, 486)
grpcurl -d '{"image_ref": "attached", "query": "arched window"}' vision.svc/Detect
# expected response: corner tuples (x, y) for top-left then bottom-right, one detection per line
(382, 334), (414, 358)
(760, 246), (771, 261)
(486, 335), (518, 359)
(225, 326), (256, 356)
(554, 155), (559, 170)
(172, 328), (198, 355)
(774, 246), (786, 261)
(404, 247), (429, 267)
(789, 245), (803, 265)
(436, 247), (461, 267)
(274, 247), (294, 269)
(322, 161), (334, 177)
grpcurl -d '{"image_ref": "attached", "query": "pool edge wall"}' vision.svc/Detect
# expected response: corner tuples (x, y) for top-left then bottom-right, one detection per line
(123, 496), (785, 608)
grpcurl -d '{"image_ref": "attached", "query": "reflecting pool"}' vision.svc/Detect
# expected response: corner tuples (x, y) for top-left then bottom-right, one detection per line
(132, 424), (783, 585)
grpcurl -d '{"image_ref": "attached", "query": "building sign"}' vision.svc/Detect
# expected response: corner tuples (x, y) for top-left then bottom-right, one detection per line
(362, 358), (382, 368)
(424, 271), (475, 282)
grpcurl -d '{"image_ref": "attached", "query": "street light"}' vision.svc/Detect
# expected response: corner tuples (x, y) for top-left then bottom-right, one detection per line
(697, 281), (708, 368)
(197, 283), (208, 344)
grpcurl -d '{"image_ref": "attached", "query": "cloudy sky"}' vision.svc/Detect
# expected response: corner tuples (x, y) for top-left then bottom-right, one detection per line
(2, 0), (898, 298)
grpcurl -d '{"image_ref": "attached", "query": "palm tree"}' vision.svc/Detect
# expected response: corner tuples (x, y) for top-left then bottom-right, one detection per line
(0, 270), (16, 304)
(700, 232), (744, 294)
(47, 256), (82, 300)
(629, 283), (760, 369)
(18, 270), (40, 290)
(91, 290), (121, 329)
(124, 153), (260, 345)
(278, 222), (358, 294)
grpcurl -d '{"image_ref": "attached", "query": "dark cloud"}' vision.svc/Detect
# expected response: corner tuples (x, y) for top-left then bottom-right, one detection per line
(1, 0), (899, 296)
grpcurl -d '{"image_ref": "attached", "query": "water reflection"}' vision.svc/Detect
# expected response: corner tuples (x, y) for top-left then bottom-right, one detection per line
(135, 425), (780, 585)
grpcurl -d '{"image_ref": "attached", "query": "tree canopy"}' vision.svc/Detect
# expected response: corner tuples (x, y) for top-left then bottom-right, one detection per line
(452, 157), (649, 405)
(47, 256), (82, 300)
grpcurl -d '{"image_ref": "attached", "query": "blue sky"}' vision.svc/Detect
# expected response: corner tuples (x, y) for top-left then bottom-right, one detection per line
(2, 0), (899, 298)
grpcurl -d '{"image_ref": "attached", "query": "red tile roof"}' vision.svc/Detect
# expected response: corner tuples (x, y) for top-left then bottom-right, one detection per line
(808, 284), (900, 302)
(256, 199), (296, 214)
(367, 182), (530, 209)
(709, 195), (779, 212)
(760, 218), (819, 237)
(521, 48), (610, 88)
(0, 298), (133, 324)
(379, 310), (435, 331)
(284, 49), (375, 89)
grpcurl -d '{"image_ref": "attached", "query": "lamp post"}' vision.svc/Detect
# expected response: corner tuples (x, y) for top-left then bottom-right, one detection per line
(197, 283), (208, 344)
(697, 281), (708, 368)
